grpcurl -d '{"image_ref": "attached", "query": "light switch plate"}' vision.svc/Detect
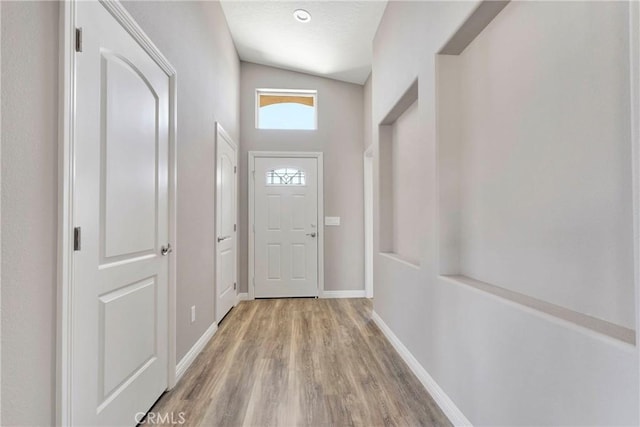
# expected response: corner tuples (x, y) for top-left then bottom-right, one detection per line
(325, 216), (341, 226)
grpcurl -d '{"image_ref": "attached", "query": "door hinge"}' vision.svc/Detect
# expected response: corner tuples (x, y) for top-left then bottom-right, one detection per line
(252, 278), (255, 287)
(252, 224), (255, 233)
(234, 224), (237, 232)
(252, 170), (255, 179)
(75, 27), (83, 52)
(233, 282), (237, 290)
(73, 227), (81, 251)
(234, 166), (237, 174)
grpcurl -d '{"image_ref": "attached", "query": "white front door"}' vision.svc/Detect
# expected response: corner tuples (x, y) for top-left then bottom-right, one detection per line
(216, 125), (238, 322)
(73, 2), (169, 425)
(254, 157), (319, 297)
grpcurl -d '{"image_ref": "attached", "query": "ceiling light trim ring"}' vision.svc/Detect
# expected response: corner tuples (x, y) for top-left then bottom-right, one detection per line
(293, 9), (312, 23)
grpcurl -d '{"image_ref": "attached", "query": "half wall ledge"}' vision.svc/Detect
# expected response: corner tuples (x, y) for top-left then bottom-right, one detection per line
(440, 274), (636, 345)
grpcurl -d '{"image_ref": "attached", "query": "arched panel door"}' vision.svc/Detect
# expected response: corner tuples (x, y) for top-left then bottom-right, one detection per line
(73, 2), (170, 425)
(216, 125), (238, 322)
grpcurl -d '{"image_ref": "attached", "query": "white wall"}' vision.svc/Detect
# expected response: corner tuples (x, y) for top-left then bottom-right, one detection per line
(1, 2), (239, 424)
(364, 75), (372, 151)
(1, 2), (59, 424)
(390, 100), (423, 265)
(122, 1), (240, 361)
(372, 1), (639, 425)
(239, 62), (364, 293)
(1, 1), (4, 422)
(454, 1), (634, 329)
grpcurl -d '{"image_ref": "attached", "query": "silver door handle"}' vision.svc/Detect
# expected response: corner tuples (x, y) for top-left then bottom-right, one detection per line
(217, 235), (231, 242)
(161, 244), (172, 256)
(306, 232), (317, 238)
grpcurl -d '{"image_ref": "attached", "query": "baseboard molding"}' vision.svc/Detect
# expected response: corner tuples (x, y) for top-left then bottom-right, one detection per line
(236, 292), (249, 305)
(371, 311), (472, 427)
(322, 290), (367, 299)
(175, 322), (218, 382)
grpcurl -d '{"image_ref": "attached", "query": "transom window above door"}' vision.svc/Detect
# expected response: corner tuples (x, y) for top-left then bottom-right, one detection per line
(266, 168), (306, 186)
(256, 89), (317, 130)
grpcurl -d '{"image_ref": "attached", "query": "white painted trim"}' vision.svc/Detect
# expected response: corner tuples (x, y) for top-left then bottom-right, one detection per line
(216, 122), (238, 151)
(57, 1), (178, 424)
(167, 51), (178, 393)
(175, 322), (218, 383)
(0, 1), (3, 423)
(236, 292), (250, 305)
(371, 311), (472, 427)
(322, 290), (367, 299)
(364, 145), (374, 299)
(99, 0), (176, 75)
(257, 88), (318, 95)
(215, 123), (239, 323)
(57, 3), (77, 424)
(248, 153), (255, 300)
(317, 154), (325, 300)
(248, 151), (324, 300)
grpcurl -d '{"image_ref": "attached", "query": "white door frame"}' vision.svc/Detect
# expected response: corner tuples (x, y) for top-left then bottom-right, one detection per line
(364, 145), (374, 298)
(57, 1), (178, 424)
(0, 2), (3, 422)
(248, 151), (324, 300)
(215, 122), (239, 315)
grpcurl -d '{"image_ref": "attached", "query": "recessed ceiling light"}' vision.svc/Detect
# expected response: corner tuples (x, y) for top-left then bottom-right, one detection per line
(293, 9), (311, 23)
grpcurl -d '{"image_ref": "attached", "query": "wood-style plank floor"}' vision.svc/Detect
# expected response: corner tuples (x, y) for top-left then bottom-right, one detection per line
(146, 298), (451, 427)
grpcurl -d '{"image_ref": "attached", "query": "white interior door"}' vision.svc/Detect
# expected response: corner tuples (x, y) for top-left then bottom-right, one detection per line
(254, 157), (319, 298)
(216, 125), (238, 322)
(73, 2), (169, 425)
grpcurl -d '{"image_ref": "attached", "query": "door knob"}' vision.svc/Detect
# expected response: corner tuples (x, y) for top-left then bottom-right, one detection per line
(161, 244), (173, 256)
(306, 232), (317, 238)
(217, 235), (231, 242)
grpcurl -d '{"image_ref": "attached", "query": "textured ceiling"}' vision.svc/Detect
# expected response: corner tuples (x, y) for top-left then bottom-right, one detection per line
(220, 1), (388, 85)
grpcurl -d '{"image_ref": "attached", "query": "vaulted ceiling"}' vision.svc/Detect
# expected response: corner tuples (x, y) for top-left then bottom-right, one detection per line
(220, 1), (388, 85)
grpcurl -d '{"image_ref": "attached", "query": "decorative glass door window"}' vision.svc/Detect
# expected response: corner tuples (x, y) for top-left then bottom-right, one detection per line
(256, 89), (317, 130)
(266, 168), (306, 186)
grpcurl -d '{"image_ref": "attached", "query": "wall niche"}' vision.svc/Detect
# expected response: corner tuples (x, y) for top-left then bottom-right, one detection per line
(436, 0), (635, 344)
(379, 79), (423, 268)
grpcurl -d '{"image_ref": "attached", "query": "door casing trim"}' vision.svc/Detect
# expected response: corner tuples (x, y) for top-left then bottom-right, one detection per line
(364, 145), (374, 299)
(248, 151), (324, 300)
(57, 1), (178, 425)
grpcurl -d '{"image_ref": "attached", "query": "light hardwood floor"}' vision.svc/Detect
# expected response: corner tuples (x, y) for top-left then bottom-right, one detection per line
(145, 298), (451, 427)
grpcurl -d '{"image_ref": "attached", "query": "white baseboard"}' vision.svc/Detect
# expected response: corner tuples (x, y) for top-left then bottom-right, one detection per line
(371, 311), (472, 427)
(175, 322), (218, 382)
(322, 290), (367, 298)
(236, 292), (249, 305)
